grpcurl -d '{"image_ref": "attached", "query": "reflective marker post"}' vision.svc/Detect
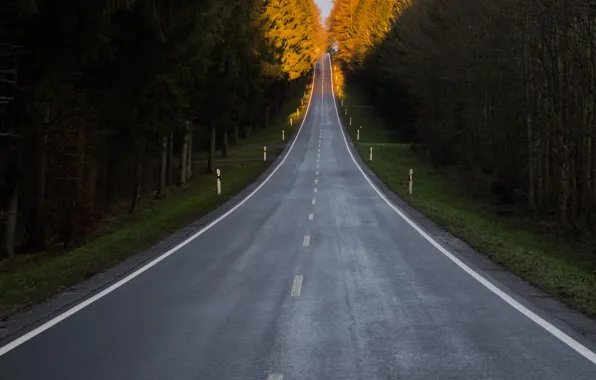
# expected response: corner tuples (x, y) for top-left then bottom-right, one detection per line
(282, 130), (285, 141)
(409, 169), (414, 194)
(370, 147), (373, 161)
(349, 117), (352, 126)
(345, 108), (347, 116)
(217, 169), (221, 195)
(290, 118), (292, 127)
(357, 129), (360, 141)
(264, 146), (267, 162)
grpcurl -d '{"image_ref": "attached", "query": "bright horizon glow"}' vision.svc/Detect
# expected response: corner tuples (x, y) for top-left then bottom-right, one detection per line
(314, 0), (332, 19)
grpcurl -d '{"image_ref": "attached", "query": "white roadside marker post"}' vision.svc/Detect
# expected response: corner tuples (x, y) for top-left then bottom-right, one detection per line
(370, 147), (373, 161)
(296, 108), (299, 116)
(290, 117), (292, 127)
(357, 129), (360, 141)
(282, 130), (285, 141)
(345, 108), (347, 116)
(349, 117), (352, 126)
(216, 169), (221, 195)
(341, 99), (344, 107)
(264, 146), (267, 162)
(409, 169), (414, 194)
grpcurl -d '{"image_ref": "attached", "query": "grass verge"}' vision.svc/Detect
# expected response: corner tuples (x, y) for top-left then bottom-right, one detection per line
(0, 89), (310, 320)
(337, 83), (596, 317)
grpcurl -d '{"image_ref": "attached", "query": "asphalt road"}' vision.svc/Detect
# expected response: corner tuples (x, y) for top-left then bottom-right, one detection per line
(1, 54), (596, 379)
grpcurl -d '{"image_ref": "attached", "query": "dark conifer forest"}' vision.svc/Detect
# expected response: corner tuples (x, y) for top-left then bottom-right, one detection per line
(329, 0), (596, 236)
(0, 0), (325, 258)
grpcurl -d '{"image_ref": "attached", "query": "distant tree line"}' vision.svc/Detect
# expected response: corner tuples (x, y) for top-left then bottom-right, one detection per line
(0, 0), (325, 257)
(329, 0), (596, 234)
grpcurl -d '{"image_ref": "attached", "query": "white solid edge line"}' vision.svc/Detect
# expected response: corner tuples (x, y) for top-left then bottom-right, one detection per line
(0, 63), (320, 358)
(326, 53), (596, 365)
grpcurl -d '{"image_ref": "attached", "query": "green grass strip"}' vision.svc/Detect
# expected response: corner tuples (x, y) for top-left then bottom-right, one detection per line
(340, 86), (596, 317)
(0, 91), (308, 320)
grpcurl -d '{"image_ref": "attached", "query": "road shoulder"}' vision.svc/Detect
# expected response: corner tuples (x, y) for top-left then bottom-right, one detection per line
(333, 86), (596, 354)
(0, 100), (308, 345)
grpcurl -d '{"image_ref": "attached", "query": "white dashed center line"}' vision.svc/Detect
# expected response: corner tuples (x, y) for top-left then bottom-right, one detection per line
(303, 235), (310, 247)
(308, 213), (314, 220)
(291, 275), (303, 297)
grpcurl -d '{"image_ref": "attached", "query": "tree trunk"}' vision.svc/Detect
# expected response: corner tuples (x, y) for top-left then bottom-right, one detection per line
(208, 127), (216, 173)
(592, 82), (596, 227)
(2, 167), (19, 258)
(536, 130), (544, 211)
(166, 130), (173, 186)
(105, 150), (115, 207)
(544, 126), (551, 206)
(157, 136), (167, 198)
(559, 157), (569, 227)
(62, 117), (88, 249)
(232, 125), (240, 146)
(264, 105), (270, 128)
(584, 131), (592, 224)
(593, 123), (596, 223)
(186, 126), (192, 180)
(179, 121), (188, 185)
(222, 130), (229, 157)
(130, 147), (143, 212)
(26, 125), (47, 251)
(527, 113), (536, 213)
(570, 158), (577, 225)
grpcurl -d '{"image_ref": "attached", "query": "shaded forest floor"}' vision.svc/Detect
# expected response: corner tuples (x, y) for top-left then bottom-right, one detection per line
(0, 92), (308, 321)
(339, 86), (596, 318)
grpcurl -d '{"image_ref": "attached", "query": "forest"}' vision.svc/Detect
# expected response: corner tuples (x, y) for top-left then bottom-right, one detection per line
(0, 0), (325, 259)
(328, 0), (596, 237)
